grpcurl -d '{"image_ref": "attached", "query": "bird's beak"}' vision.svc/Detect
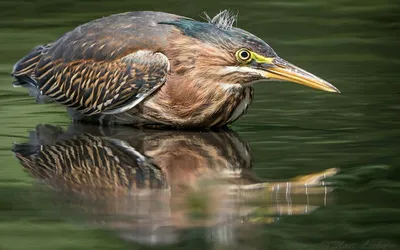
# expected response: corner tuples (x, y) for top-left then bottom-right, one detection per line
(262, 57), (340, 93)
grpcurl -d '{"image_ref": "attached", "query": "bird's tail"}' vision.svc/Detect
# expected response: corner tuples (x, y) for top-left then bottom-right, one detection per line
(11, 43), (53, 103)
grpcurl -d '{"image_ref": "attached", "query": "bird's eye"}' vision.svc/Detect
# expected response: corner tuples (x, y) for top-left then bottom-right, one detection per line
(236, 49), (252, 63)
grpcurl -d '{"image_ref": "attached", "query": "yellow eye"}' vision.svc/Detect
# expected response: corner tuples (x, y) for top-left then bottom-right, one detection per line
(236, 49), (252, 63)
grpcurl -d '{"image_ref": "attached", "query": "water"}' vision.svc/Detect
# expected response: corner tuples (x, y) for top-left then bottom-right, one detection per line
(0, 0), (399, 249)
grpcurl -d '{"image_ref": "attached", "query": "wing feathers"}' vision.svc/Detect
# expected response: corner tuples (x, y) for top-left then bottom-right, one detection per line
(36, 50), (169, 115)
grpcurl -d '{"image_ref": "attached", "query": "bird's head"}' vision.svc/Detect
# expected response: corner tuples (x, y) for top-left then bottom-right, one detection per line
(163, 10), (340, 93)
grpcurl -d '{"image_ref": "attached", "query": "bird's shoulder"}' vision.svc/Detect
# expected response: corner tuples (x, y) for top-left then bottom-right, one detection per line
(44, 11), (190, 63)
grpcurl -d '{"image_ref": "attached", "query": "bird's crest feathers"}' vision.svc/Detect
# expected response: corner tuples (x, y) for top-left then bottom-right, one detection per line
(203, 10), (238, 30)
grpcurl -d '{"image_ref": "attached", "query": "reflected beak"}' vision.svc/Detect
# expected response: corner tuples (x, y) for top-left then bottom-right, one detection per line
(262, 57), (340, 93)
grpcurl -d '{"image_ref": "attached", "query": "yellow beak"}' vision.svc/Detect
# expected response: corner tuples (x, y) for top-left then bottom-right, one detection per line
(263, 57), (340, 93)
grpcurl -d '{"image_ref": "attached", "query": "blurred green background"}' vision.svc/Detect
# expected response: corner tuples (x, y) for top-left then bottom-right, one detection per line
(0, 0), (400, 249)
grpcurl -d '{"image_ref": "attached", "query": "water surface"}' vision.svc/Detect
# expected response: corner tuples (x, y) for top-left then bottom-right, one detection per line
(0, 0), (399, 249)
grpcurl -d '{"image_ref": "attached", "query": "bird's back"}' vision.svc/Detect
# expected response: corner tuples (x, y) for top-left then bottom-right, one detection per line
(42, 11), (186, 62)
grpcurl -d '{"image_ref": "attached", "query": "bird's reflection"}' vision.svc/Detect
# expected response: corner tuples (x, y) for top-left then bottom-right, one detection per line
(13, 124), (338, 246)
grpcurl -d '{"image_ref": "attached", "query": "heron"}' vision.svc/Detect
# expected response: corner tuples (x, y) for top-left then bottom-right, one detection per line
(12, 10), (340, 128)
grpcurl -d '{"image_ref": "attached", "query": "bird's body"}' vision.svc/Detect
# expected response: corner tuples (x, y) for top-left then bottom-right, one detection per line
(12, 11), (339, 128)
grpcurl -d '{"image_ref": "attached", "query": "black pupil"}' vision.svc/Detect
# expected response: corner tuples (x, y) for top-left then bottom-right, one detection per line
(240, 51), (249, 59)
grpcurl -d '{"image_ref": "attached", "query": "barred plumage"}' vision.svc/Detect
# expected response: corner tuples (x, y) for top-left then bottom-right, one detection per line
(35, 50), (168, 115)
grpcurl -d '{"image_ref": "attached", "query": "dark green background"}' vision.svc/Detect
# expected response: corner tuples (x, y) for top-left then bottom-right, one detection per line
(0, 0), (399, 249)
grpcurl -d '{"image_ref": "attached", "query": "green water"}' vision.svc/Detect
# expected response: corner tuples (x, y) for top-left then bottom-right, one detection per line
(1, 0), (400, 249)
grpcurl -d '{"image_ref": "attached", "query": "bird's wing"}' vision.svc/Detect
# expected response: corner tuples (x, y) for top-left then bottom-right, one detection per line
(35, 50), (169, 115)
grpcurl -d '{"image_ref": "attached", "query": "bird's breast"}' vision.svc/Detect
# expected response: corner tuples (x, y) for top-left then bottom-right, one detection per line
(138, 83), (254, 128)
(198, 84), (254, 127)
(213, 85), (254, 127)
(225, 86), (253, 124)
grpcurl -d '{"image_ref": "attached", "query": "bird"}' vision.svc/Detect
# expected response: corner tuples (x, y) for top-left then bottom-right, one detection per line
(11, 10), (340, 128)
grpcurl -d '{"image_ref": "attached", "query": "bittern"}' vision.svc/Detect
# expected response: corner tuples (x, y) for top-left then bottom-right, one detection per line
(12, 10), (340, 128)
